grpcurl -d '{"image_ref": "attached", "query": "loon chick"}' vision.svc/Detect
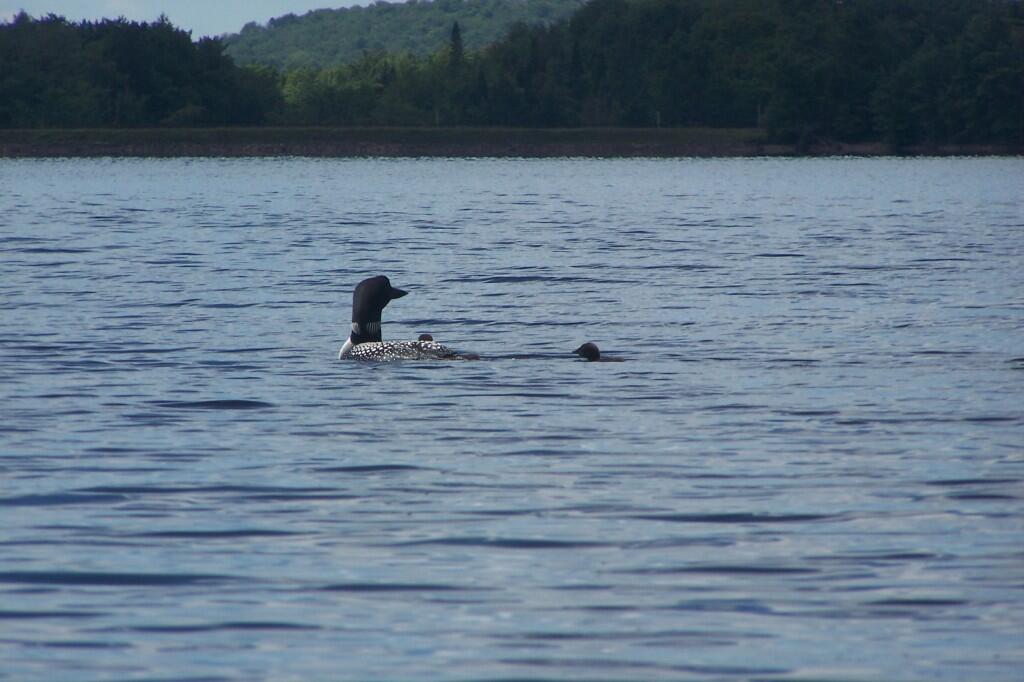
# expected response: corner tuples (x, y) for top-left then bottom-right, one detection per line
(573, 342), (624, 362)
(573, 342), (601, 361)
(338, 276), (467, 361)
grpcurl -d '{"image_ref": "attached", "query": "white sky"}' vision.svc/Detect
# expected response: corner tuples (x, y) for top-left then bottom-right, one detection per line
(2, 1), (365, 38)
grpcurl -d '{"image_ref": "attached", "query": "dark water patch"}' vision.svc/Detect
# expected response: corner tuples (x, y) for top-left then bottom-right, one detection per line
(459, 274), (626, 285)
(960, 415), (1019, 424)
(319, 582), (466, 592)
(486, 352), (585, 361)
(499, 656), (788, 676)
(195, 360), (261, 370)
(493, 627), (761, 643)
(18, 259), (78, 268)
(665, 598), (775, 615)
(14, 247), (92, 254)
(913, 349), (974, 356)
(545, 583), (615, 592)
(0, 571), (237, 587)
(0, 610), (105, 619)
(628, 537), (736, 550)
(398, 536), (609, 549)
(402, 316), (493, 327)
(946, 492), (1018, 501)
(700, 403), (769, 412)
(153, 298), (201, 307)
(101, 346), (191, 355)
(32, 466), (170, 475)
(867, 598), (968, 607)
(835, 416), (956, 426)
(143, 258), (202, 266)
(0, 492), (128, 507)
(123, 621), (319, 633)
(122, 412), (187, 426)
(641, 262), (725, 271)
(633, 513), (838, 524)
(247, 491), (357, 502)
(85, 446), (145, 454)
(7, 342), (85, 352)
(809, 551), (940, 563)
(452, 506), (559, 518)
(130, 529), (301, 539)
(312, 464), (433, 474)
(79, 484), (336, 496)
(827, 281), (879, 287)
(925, 478), (1020, 487)
(494, 448), (583, 458)
(617, 564), (818, 576)
(34, 640), (132, 650)
(466, 503), (649, 517)
(149, 399), (274, 410)
(56, 360), (118, 369)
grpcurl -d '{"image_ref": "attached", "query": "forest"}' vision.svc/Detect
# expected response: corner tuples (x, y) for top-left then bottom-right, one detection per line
(1, 0), (1022, 146)
(224, 0), (583, 69)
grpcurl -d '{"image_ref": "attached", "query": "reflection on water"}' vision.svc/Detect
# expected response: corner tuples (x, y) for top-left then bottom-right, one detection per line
(1, 157), (1022, 680)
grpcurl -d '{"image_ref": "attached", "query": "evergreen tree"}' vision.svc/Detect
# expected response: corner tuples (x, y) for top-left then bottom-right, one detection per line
(449, 21), (464, 70)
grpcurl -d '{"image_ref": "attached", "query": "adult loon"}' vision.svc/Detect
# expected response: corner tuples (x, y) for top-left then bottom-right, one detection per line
(338, 276), (472, 361)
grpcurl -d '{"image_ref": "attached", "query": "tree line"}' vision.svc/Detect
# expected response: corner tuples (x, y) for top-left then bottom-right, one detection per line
(2, 1), (1022, 146)
(224, 0), (582, 70)
(0, 12), (280, 127)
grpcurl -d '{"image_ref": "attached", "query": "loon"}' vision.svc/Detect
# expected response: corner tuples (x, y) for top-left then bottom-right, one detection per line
(338, 276), (471, 361)
(573, 342), (624, 362)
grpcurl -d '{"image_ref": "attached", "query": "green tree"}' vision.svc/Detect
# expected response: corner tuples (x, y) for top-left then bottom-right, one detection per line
(449, 21), (464, 70)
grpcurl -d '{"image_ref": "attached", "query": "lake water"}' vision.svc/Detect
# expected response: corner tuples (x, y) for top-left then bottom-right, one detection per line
(1, 156), (1022, 681)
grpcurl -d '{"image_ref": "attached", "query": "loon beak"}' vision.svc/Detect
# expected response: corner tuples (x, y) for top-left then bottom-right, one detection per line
(389, 286), (408, 300)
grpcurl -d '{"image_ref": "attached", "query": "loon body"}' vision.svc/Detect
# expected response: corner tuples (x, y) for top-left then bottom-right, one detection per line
(340, 339), (461, 361)
(338, 275), (473, 361)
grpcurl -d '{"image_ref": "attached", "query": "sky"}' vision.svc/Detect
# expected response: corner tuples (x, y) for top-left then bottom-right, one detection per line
(2, 1), (365, 37)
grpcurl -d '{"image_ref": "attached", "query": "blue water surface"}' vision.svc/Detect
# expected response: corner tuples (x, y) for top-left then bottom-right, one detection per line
(1, 156), (1022, 681)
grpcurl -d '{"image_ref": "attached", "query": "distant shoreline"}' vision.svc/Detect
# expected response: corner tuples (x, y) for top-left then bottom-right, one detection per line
(1, 128), (1019, 158)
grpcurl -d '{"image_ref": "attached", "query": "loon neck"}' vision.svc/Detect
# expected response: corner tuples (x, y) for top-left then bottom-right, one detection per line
(349, 321), (382, 345)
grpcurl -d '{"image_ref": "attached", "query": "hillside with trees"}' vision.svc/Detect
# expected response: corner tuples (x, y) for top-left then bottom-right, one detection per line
(271, 0), (1024, 145)
(0, 13), (280, 127)
(223, 0), (584, 69)
(2, 0), (1022, 148)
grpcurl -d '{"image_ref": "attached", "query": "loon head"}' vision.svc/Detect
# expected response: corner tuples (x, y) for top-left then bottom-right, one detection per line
(347, 275), (408, 346)
(573, 342), (601, 361)
(418, 333), (434, 342)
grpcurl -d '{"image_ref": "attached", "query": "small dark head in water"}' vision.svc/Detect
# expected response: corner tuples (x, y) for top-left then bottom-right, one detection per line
(573, 342), (624, 362)
(418, 333), (434, 342)
(573, 342), (601, 361)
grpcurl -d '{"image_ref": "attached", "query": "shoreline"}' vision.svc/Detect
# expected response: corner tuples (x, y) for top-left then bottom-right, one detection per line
(1, 127), (1019, 158)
